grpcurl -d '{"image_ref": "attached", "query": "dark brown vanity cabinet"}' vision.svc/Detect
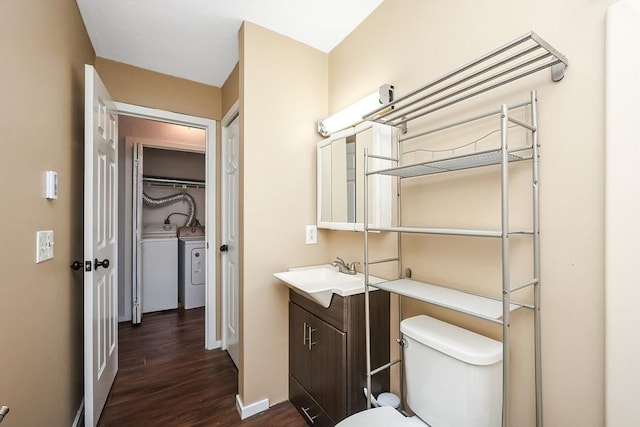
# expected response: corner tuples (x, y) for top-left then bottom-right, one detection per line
(288, 290), (390, 426)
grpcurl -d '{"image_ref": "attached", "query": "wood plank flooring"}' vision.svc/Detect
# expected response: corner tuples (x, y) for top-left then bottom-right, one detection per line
(98, 308), (307, 427)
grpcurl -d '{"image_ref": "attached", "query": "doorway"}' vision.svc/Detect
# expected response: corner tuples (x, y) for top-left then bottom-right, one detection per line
(115, 102), (218, 349)
(132, 141), (206, 321)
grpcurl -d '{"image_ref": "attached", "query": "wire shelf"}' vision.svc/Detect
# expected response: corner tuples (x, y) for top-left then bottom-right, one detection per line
(369, 148), (529, 178)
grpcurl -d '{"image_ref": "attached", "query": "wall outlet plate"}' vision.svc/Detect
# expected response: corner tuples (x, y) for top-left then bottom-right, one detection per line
(36, 230), (54, 263)
(305, 225), (317, 245)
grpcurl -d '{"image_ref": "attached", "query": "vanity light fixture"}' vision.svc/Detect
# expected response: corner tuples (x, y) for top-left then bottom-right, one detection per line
(317, 84), (394, 137)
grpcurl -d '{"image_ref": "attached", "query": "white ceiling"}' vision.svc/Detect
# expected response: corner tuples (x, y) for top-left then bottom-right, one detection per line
(76, 0), (383, 87)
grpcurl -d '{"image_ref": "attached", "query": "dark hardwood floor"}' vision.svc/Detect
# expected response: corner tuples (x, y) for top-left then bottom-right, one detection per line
(98, 308), (307, 427)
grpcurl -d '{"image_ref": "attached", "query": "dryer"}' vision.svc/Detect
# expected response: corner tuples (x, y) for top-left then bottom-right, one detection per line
(178, 226), (206, 309)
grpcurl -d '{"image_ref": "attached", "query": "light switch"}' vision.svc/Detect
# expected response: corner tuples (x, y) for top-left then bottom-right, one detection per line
(36, 230), (54, 263)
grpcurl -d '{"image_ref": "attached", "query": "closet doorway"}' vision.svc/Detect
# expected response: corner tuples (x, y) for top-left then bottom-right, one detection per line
(115, 103), (218, 349)
(132, 140), (206, 322)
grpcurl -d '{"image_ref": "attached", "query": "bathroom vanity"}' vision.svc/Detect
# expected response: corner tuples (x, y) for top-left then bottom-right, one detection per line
(288, 289), (389, 426)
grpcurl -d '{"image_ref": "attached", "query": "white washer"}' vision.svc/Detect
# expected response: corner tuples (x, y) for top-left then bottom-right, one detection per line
(141, 224), (178, 313)
(178, 227), (206, 309)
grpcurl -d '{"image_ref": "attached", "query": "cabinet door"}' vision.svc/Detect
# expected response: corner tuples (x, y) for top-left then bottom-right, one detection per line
(355, 123), (393, 230)
(289, 303), (312, 390)
(311, 318), (346, 423)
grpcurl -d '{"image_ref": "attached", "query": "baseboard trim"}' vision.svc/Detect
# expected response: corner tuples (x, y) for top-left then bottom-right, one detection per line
(235, 394), (269, 419)
(72, 398), (84, 427)
(206, 339), (222, 350)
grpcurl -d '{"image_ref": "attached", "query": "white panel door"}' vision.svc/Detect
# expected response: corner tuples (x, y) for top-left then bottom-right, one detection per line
(84, 65), (118, 427)
(222, 114), (239, 367)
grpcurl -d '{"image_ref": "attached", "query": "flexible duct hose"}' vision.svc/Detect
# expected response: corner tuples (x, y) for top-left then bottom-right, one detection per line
(142, 191), (196, 226)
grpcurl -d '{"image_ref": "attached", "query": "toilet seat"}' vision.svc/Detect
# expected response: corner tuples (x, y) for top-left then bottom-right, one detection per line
(335, 406), (426, 427)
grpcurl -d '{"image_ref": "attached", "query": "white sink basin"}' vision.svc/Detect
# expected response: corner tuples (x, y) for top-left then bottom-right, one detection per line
(274, 264), (383, 308)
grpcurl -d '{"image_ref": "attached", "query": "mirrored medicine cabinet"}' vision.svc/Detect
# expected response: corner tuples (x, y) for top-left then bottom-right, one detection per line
(317, 121), (394, 231)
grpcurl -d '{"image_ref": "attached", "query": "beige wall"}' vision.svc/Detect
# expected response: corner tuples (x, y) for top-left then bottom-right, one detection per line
(327, 1), (612, 426)
(95, 57), (222, 120)
(222, 62), (240, 117)
(239, 21), (330, 405)
(0, 1), (95, 426)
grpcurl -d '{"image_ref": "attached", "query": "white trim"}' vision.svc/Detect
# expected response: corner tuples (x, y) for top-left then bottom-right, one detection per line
(72, 398), (84, 427)
(235, 395), (269, 420)
(114, 102), (214, 129)
(128, 136), (205, 154)
(222, 99), (240, 126)
(115, 101), (218, 349)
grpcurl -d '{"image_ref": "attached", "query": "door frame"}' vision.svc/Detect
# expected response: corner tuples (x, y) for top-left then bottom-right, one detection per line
(221, 100), (239, 353)
(116, 101), (219, 349)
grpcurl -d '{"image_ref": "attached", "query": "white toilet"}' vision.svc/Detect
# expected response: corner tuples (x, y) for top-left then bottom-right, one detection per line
(337, 315), (503, 427)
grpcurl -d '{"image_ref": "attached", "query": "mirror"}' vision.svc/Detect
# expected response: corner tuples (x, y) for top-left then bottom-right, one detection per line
(317, 122), (394, 231)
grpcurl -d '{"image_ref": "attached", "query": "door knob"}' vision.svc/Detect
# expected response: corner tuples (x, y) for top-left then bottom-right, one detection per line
(94, 258), (110, 269)
(70, 261), (83, 270)
(219, 244), (228, 252)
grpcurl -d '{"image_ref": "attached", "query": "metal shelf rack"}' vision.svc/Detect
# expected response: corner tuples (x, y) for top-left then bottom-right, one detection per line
(360, 31), (566, 427)
(363, 91), (542, 427)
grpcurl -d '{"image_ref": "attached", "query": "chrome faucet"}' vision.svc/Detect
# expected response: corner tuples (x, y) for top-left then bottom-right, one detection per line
(331, 257), (359, 275)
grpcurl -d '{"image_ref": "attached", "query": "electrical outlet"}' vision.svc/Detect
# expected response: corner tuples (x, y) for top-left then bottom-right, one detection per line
(305, 225), (317, 245)
(36, 230), (54, 263)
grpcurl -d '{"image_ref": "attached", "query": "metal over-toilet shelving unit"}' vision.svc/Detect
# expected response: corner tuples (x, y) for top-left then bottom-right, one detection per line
(360, 32), (568, 427)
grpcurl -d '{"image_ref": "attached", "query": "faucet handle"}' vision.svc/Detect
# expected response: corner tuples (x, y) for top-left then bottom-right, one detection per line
(348, 261), (360, 272)
(335, 256), (345, 264)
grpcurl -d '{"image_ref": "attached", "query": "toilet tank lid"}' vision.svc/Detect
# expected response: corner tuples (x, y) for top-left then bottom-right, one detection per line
(400, 315), (502, 366)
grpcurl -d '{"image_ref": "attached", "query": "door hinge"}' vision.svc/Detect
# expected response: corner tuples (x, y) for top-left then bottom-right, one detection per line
(85, 260), (92, 272)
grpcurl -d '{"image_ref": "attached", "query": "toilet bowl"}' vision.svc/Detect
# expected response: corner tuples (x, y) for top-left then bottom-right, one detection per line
(336, 406), (426, 426)
(336, 315), (503, 427)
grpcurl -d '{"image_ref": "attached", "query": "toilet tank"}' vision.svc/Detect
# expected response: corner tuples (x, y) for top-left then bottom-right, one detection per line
(400, 315), (503, 427)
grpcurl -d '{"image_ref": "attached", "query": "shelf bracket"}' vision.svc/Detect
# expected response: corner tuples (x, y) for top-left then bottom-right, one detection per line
(551, 62), (566, 82)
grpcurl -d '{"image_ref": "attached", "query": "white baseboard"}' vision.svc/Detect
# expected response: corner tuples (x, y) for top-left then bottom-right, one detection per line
(235, 394), (269, 419)
(72, 398), (84, 427)
(206, 339), (222, 350)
